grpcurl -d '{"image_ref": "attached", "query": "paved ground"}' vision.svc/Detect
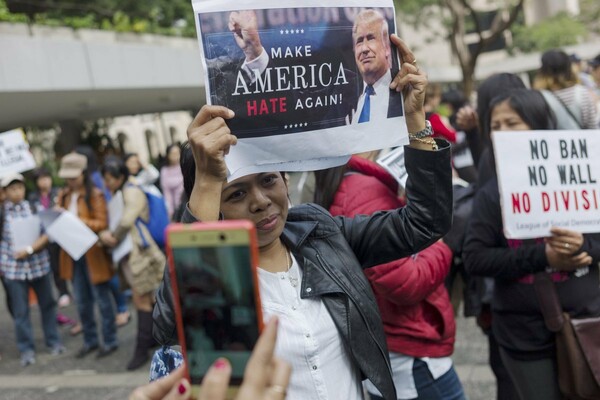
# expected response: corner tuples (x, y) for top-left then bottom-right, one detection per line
(0, 284), (495, 400)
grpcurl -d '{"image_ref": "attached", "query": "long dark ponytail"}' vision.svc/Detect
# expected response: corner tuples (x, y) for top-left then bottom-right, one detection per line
(313, 164), (348, 211)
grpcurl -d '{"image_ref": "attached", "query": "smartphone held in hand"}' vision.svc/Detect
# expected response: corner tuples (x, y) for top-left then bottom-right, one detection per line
(166, 220), (263, 385)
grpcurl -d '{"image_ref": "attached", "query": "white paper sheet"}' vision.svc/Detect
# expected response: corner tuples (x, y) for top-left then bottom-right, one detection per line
(9, 215), (42, 251)
(44, 211), (98, 261)
(107, 192), (133, 264)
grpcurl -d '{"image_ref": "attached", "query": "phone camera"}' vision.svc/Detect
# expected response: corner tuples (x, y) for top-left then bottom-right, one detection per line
(219, 234), (226, 241)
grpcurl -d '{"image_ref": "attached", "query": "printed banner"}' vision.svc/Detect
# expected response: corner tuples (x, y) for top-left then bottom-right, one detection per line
(492, 130), (600, 239)
(0, 129), (37, 176)
(192, 0), (408, 179)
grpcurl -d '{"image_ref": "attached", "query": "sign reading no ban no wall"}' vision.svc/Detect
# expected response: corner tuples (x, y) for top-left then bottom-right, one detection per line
(492, 130), (600, 239)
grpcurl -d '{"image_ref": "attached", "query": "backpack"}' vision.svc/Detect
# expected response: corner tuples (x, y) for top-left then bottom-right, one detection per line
(128, 183), (169, 248)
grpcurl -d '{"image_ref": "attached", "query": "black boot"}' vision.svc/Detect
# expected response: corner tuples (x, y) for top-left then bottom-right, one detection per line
(126, 310), (156, 370)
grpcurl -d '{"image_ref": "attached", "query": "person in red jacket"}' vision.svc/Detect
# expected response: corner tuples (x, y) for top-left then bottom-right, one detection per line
(425, 84), (457, 143)
(314, 152), (466, 400)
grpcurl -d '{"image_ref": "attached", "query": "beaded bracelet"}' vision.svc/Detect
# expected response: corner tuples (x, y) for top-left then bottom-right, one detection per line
(409, 136), (438, 151)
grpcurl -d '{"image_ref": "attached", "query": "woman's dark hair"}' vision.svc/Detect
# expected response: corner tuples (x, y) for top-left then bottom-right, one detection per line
(166, 144), (179, 157)
(180, 142), (196, 199)
(477, 73), (526, 143)
(441, 89), (468, 113)
(313, 165), (348, 210)
(75, 145), (99, 172)
(124, 152), (142, 176)
(179, 142), (288, 203)
(101, 159), (130, 191)
(32, 167), (51, 182)
(482, 89), (557, 181)
(540, 50), (572, 77)
(124, 153), (138, 163)
(162, 143), (182, 169)
(533, 49), (578, 90)
(73, 146), (100, 212)
(486, 89), (558, 134)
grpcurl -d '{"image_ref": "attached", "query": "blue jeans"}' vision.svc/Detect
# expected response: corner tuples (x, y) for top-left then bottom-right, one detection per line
(72, 257), (117, 348)
(108, 274), (128, 314)
(370, 359), (467, 400)
(4, 273), (61, 354)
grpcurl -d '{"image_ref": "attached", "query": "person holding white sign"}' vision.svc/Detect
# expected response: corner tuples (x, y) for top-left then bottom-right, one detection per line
(0, 173), (65, 367)
(463, 89), (600, 400)
(56, 152), (119, 359)
(153, 36), (452, 400)
(99, 159), (166, 370)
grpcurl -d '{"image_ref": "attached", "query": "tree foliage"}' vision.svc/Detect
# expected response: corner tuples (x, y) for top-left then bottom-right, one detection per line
(579, 0), (600, 35)
(394, 0), (524, 95)
(0, 0), (197, 36)
(510, 12), (587, 53)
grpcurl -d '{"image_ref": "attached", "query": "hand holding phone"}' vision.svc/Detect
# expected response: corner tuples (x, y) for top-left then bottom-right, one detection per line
(129, 317), (291, 400)
(166, 220), (263, 385)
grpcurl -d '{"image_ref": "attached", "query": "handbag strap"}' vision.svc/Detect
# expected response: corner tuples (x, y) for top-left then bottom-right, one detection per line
(533, 272), (565, 332)
(550, 91), (583, 129)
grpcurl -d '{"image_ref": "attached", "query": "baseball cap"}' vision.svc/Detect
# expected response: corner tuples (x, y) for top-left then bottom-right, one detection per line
(58, 153), (88, 179)
(0, 172), (25, 188)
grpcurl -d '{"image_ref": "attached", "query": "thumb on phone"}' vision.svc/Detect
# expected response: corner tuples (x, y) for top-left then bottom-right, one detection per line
(200, 358), (232, 400)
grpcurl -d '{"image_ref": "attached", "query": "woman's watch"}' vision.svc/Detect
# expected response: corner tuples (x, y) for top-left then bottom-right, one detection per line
(26, 246), (34, 255)
(409, 120), (433, 139)
(409, 121), (438, 150)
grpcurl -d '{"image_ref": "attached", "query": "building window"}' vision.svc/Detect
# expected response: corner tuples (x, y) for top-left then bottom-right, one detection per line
(117, 132), (129, 154)
(145, 129), (159, 162)
(169, 126), (178, 145)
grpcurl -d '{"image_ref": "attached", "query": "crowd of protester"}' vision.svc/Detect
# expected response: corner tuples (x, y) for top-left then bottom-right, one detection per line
(0, 146), (185, 369)
(1, 45), (600, 400)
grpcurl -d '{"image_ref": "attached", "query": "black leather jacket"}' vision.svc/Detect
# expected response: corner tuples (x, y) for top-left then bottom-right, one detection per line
(153, 141), (452, 400)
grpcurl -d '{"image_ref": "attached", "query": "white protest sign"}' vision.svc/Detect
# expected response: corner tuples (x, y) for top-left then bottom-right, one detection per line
(0, 130), (37, 175)
(42, 210), (99, 261)
(9, 215), (42, 251)
(492, 130), (600, 239)
(108, 191), (133, 264)
(192, 0), (408, 180)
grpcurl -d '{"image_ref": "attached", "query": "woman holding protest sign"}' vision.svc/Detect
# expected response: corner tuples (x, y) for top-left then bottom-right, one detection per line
(152, 35), (452, 400)
(57, 152), (119, 359)
(463, 88), (600, 400)
(99, 159), (165, 370)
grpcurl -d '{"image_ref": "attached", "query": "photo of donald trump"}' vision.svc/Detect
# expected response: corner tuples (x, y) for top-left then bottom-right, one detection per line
(352, 9), (403, 124)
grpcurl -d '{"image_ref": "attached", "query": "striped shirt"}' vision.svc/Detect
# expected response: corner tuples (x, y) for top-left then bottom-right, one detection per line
(0, 201), (50, 281)
(553, 84), (598, 129)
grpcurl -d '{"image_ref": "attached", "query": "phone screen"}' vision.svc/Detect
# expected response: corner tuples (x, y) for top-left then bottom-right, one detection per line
(170, 228), (260, 384)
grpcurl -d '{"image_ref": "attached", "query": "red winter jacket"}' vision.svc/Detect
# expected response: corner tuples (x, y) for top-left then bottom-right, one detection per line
(329, 155), (456, 358)
(428, 113), (457, 143)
